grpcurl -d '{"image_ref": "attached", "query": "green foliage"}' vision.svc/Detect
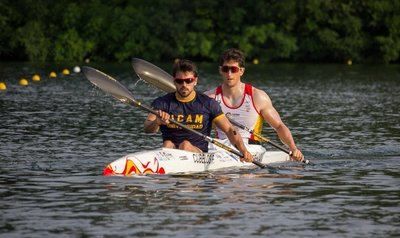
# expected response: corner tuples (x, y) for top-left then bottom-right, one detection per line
(15, 21), (50, 62)
(364, 0), (400, 62)
(54, 29), (94, 62)
(0, 2), (12, 55)
(0, 0), (399, 63)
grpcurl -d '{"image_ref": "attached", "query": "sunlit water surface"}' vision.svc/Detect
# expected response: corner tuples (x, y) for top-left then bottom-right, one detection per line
(0, 62), (399, 237)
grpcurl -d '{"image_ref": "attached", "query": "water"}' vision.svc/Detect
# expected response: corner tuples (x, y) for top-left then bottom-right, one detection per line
(0, 62), (399, 237)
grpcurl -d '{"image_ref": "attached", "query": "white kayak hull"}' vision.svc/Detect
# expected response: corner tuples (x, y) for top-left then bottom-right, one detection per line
(103, 144), (289, 176)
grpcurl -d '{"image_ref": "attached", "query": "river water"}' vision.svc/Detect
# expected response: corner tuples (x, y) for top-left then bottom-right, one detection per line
(0, 62), (399, 237)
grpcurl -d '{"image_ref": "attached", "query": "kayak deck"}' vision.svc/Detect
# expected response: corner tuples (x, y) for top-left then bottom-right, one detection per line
(103, 145), (289, 176)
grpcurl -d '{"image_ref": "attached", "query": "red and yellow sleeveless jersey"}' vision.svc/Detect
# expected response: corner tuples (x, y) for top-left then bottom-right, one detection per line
(214, 84), (263, 142)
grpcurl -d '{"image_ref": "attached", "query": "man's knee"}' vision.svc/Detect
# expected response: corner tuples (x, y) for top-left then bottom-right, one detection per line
(163, 140), (176, 148)
(178, 140), (192, 150)
(179, 140), (202, 153)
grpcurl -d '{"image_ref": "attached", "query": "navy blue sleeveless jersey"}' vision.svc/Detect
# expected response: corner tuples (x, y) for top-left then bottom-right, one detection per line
(151, 92), (224, 152)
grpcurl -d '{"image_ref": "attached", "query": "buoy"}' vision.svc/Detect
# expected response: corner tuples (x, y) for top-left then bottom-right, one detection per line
(32, 74), (41, 82)
(19, 78), (29, 86)
(49, 71), (57, 78)
(62, 69), (70, 75)
(0, 82), (6, 91)
(347, 59), (352, 65)
(73, 66), (81, 73)
(252, 58), (259, 65)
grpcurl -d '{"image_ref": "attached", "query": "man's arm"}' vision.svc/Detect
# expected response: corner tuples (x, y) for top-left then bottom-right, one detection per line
(213, 115), (253, 162)
(144, 110), (170, 133)
(253, 88), (304, 161)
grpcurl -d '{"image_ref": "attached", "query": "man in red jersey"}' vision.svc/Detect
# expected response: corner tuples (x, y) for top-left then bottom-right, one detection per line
(206, 49), (304, 162)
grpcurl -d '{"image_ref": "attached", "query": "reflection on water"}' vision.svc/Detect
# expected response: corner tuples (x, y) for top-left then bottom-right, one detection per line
(0, 62), (399, 237)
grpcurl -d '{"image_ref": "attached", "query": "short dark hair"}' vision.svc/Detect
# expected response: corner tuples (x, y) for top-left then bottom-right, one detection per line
(172, 59), (198, 77)
(219, 48), (245, 67)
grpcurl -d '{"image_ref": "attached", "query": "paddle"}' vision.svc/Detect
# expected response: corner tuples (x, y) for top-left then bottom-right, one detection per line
(131, 58), (310, 164)
(131, 58), (176, 93)
(225, 114), (310, 164)
(82, 66), (272, 170)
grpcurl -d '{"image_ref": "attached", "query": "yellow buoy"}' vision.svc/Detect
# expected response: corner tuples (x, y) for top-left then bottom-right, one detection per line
(0, 82), (6, 91)
(62, 69), (70, 75)
(49, 71), (57, 78)
(19, 78), (29, 86)
(253, 58), (259, 65)
(32, 74), (41, 82)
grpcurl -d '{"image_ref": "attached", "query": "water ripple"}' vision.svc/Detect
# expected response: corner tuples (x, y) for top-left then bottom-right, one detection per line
(1, 63), (399, 237)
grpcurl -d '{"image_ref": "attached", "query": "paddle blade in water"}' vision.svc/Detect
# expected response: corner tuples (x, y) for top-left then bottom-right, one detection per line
(131, 58), (176, 93)
(82, 66), (136, 104)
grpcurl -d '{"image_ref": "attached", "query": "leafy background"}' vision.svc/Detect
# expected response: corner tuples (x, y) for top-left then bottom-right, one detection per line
(1, 0), (399, 63)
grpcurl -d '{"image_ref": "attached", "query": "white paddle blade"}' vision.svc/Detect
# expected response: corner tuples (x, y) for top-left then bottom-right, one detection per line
(82, 66), (136, 104)
(131, 58), (176, 93)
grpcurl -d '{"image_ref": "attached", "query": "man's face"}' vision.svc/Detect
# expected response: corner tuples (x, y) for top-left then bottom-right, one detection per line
(174, 71), (197, 97)
(219, 60), (244, 87)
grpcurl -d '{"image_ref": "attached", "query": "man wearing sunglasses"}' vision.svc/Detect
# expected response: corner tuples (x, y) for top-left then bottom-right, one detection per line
(206, 48), (304, 162)
(144, 59), (253, 162)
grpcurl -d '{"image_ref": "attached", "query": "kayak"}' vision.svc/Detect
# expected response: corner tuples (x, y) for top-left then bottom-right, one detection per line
(103, 143), (289, 176)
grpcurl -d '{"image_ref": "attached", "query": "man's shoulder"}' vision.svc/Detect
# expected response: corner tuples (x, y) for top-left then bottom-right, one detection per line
(196, 92), (221, 108)
(195, 92), (222, 115)
(204, 87), (217, 98)
(249, 85), (269, 98)
(250, 86), (272, 109)
(196, 91), (216, 102)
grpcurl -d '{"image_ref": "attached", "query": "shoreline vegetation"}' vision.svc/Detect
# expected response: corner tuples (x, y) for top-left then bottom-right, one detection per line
(0, 0), (399, 64)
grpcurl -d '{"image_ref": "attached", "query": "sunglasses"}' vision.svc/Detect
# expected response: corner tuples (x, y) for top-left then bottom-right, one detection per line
(220, 65), (241, 73)
(174, 77), (195, 84)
